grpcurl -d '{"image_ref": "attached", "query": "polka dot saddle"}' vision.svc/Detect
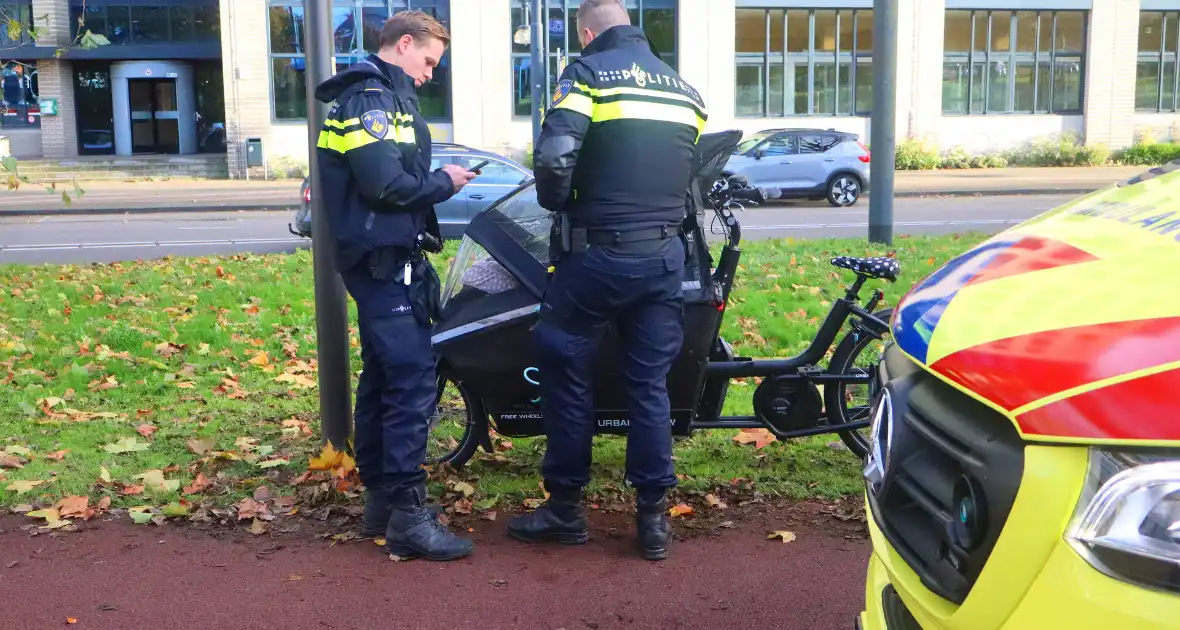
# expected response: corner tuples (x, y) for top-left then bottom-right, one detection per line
(829, 256), (900, 282)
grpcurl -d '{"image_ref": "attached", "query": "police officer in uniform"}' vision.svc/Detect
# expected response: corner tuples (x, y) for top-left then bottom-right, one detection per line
(314, 10), (477, 561)
(506, 0), (707, 561)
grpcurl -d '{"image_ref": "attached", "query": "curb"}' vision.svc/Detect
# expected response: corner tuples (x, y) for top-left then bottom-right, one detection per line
(0, 186), (1104, 217)
(0, 203), (299, 217)
(889, 187), (1100, 198)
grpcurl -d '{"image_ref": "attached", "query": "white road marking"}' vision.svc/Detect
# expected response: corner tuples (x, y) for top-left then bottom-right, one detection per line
(1, 238), (306, 252)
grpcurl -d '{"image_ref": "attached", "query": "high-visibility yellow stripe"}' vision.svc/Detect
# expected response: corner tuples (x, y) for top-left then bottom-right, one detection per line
(553, 92), (594, 117)
(587, 84), (705, 113)
(317, 128), (379, 153)
(591, 99), (707, 137)
(323, 117), (361, 129)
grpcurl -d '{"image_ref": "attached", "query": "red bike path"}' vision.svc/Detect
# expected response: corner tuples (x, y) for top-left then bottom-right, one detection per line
(0, 500), (870, 629)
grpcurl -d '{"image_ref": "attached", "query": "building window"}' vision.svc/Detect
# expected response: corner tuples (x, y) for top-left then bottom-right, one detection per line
(942, 10), (1086, 115)
(1135, 11), (1180, 112)
(510, 0), (678, 118)
(0, 2), (33, 45)
(735, 8), (872, 118)
(69, 0), (220, 44)
(1, 60), (38, 128)
(268, 0), (451, 122)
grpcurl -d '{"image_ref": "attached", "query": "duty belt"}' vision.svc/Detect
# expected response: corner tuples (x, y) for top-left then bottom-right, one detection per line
(570, 225), (678, 250)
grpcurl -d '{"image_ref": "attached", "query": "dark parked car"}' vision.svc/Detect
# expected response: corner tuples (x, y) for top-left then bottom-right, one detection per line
(289, 143), (533, 239)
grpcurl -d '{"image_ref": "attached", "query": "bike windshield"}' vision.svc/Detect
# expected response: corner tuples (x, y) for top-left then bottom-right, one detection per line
(436, 130), (746, 335)
(733, 132), (771, 155)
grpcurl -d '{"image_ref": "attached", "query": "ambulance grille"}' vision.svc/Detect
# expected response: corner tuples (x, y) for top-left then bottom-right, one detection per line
(867, 345), (1026, 605)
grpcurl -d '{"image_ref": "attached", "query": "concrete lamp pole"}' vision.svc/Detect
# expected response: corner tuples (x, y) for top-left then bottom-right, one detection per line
(868, 0), (898, 245)
(304, 0), (354, 449)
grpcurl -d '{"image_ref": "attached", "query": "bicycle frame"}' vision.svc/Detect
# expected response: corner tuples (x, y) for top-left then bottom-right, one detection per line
(688, 178), (892, 434)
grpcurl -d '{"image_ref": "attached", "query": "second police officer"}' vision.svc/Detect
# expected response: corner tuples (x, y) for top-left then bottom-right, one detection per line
(506, 0), (708, 561)
(313, 10), (478, 562)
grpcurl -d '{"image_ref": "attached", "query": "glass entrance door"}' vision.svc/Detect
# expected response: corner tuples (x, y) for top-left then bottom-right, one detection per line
(128, 78), (179, 154)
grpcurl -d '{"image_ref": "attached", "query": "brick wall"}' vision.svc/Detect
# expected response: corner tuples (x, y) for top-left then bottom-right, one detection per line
(30, 0), (76, 158)
(1085, 0), (1141, 150)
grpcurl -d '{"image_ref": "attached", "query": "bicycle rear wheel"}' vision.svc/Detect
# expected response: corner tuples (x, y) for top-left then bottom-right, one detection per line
(823, 307), (892, 459)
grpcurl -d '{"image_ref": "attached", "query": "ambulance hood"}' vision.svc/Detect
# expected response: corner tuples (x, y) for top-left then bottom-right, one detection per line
(891, 162), (1180, 446)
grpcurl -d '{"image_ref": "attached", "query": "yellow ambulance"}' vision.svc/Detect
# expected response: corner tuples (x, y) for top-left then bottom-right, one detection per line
(858, 162), (1180, 629)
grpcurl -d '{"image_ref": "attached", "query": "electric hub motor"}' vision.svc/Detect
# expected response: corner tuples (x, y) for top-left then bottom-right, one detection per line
(752, 375), (824, 434)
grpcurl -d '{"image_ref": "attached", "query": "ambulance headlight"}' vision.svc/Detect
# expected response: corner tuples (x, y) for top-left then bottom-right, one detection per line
(1066, 449), (1180, 594)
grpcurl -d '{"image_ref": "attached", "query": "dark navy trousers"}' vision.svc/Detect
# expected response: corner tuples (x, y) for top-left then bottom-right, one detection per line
(534, 237), (686, 501)
(340, 267), (435, 496)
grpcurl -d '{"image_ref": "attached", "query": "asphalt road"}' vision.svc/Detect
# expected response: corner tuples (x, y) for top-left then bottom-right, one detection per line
(0, 194), (1075, 265)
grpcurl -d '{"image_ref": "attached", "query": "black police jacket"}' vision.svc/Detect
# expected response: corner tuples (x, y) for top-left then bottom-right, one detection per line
(313, 55), (455, 271)
(533, 25), (708, 232)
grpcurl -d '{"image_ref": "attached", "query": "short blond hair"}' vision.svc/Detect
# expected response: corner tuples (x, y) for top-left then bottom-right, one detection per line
(380, 10), (450, 49)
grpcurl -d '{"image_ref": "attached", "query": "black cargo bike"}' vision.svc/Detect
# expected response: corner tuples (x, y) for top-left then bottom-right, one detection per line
(423, 130), (898, 467)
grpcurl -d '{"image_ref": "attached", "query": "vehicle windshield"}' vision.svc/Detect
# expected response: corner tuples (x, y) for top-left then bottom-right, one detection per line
(733, 132), (771, 154)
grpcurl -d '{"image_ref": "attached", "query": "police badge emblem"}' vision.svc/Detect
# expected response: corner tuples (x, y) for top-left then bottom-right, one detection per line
(361, 109), (389, 139)
(551, 79), (573, 107)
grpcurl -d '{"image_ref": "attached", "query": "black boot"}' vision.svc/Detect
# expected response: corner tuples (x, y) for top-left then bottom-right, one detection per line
(636, 494), (671, 561)
(361, 489), (442, 537)
(360, 488), (391, 537)
(384, 485), (474, 561)
(506, 484), (589, 545)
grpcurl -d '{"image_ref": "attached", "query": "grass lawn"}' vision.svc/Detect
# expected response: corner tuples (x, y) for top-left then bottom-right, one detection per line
(0, 232), (989, 526)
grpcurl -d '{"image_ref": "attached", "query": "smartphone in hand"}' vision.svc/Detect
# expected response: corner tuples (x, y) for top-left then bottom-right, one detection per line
(467, 159), (491, 174)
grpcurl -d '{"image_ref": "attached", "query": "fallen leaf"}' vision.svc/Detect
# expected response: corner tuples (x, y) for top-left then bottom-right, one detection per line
(248, 518), (267, 535)
(284, 573), (303, 581)
(120, 485), (145, 496)
(88, 375), (119, 391)
(66, 618), (77, 625)
(154, 341), (186, 358)
(129, 508), (152, 524)
(134, 469), (180, 492)
(186, 437), (216, 454)
(452, 481), (475, 497)
(3, 445), (30, 456)
(44, 450), (68, 461)
(272, 495), (297, 509)
(182, 473), (212, 495)
(248, 351), (271, 367)
(732, 428), (777, 449)
(54, 495), (90, 519)
(275, 372), (317, 389)
(768, 530), (797, 543)
(236, 497), (271, 520)
(453, 498), (473, 514)
(162, 501), (191, 517)
(669, 503), (694, 517)
(0, 455), (24, 469)
(98, 467), (112, 483)
(103, 437), (150, 454)
(26, 507), (62, 525)
(258, 458), (289, 469)
(253, 486), (272, 502)
(6, 479), (47, 493)
(705, 494), (727, 509)
(136, 423), (158, 438)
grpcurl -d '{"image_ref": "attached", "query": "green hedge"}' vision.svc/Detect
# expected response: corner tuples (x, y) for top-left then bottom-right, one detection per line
(521, 133), (1180, 173)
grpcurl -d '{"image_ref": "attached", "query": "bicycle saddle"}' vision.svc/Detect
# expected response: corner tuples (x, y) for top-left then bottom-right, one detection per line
(830, 255), (900, 282)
